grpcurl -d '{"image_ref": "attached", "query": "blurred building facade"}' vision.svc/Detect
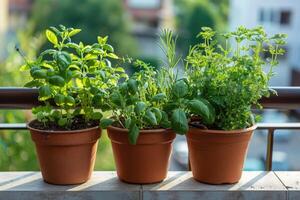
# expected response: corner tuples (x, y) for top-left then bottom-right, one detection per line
(0, 0), (9, 59)
(8, 0), (32, 31)
(0, 0), (8, 34)
(124, 0), (175, 60)
(229, 0), (300, 86)
(0, 0), (32, 59)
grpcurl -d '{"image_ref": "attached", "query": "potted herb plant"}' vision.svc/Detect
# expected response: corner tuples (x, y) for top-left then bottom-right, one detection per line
(181, 26), (287, 184)
(19, 25), (125, 185)
(101, 30), (186, 184)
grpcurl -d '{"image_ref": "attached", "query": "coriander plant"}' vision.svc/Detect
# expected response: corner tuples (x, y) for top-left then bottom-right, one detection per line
(185, 26), (287, 130)
(20, 25), (127, 130)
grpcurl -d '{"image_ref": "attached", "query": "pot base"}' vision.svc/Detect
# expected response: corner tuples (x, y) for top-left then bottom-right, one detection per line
(28, 122), (101, 185)
(187, 125), (256, 185)
(107, 126), (176, 184)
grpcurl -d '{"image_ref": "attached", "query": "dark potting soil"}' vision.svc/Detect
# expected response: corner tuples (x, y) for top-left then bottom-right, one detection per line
(29, 115), (99, 131)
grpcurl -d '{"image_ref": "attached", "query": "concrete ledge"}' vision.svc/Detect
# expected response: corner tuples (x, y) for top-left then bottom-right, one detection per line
(0, 171), (298, 200)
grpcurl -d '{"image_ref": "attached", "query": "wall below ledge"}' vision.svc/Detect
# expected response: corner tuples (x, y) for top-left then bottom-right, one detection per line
(0, 171), (299, 200)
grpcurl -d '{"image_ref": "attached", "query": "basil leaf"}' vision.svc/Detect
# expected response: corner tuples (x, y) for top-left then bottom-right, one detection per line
(172, 80), (188, 98)
(171, 108), (188, 135)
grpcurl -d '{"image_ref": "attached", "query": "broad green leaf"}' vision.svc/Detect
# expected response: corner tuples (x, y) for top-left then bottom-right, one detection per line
(66, 42), (80, 50)
(189, 98), (215, 124)
(171, 109), (188, 134)
(126, 96), (139, 105)
(160, 111), (171, 128)
(134, 101), (146, 115)
(58, 118), (67, 126)
(125, 118), (132, 129)
(54, 94), (65, 106)
(42, 63), (54, 69)
(103, 44), (114, 52)
(30, 66), (40, 76)
(144, 109), (157, 126)
(93, 94), (103, 107)
(84, 54), (97, 60)
(68, 64), (81, 71)
(100, 118), (113, 129)
(38, 85), (52, 101)
(65, 96), (75, 106)
(68, 29), (81, 37)
(111, 91), (122, 106)
(97, 36), (108, 45)
(120, 73), (128, 79)
(128, 79), (138, 94)
(49, 26), (60, 35)
(115, 67), (125, 73)
(151, 108), (162, 123)
(51, 110), (61, 119)
(91, 112), (103, 120)
(107, 53), (119, 59)
(64, 70), (73, 82)
(119, 82), (128, 94)
(45, 29), (58, 45)
(151, 93), (167, 102)
(32, 69), (47, 79)
(172, 80), (188, 98)
(40, 49), (56, 57)
(56, 51), (71, 71)
(128, 122), (139, 145)
(48, 75), (65, 87)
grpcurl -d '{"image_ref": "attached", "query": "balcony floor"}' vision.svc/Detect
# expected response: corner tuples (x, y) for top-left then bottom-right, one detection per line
(0, 171), (299, 200)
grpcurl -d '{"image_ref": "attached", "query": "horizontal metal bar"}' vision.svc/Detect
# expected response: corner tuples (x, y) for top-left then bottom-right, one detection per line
(259, 87), (300, 109)
(0, 123), (27, 130)
(0, 87), (300, 109)
(257, 123), (300, 129)
(0, 123), (300, 131)
(0, 87), (39, 109)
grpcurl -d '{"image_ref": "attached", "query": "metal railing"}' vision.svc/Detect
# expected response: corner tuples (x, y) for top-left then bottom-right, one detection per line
(1, 87), (300, 171)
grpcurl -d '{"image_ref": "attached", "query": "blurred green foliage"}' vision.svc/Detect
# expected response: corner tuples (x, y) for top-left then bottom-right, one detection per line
(29, 0), (137, 56)
(175, 0), (228, 53)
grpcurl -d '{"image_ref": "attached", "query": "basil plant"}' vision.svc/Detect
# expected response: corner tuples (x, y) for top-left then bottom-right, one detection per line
(20, 25), (127, 129)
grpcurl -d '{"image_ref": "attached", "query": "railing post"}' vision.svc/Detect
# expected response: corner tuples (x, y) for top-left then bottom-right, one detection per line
(188, 154), (191, 171)
(265, 128), (275, 171)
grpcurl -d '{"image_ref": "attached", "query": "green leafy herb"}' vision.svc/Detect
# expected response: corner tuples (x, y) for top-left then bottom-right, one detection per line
(185, 26), (287, 130)
(20, 26), (127, 129)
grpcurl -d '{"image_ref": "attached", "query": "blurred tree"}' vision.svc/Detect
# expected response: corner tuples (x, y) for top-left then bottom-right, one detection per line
(174, 0), (225, 53)
(210, 0), (229, 20)
(29, 0), (136, 56)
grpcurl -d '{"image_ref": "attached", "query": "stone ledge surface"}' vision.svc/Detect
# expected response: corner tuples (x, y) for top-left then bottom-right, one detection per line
(0, 171), (298, 200)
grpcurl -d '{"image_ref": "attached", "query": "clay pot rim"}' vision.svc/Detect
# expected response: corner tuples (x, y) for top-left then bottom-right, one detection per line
(27, 119), (100, 134)
(189, 124), (257, 134)
(107, 125), (172, 134)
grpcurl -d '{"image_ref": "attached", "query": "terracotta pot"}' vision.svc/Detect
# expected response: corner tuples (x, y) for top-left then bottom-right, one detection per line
(186, 125), (256, 184)
(28, 120), (101, 185)
(107, 126), (176, 184)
